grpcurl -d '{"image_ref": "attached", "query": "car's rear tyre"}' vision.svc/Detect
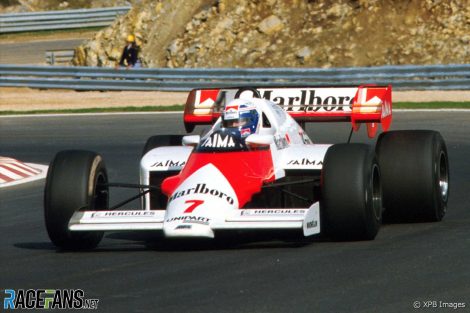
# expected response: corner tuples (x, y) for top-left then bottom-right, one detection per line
(321, 144), (382, 241)
(142, 135), (184, 156)
(376, 130), (449, 222)
(234, 87), (262, 99)
(44, 150), (108, 250)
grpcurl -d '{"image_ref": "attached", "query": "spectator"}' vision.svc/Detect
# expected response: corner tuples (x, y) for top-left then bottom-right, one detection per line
(117, 34), (141, 68)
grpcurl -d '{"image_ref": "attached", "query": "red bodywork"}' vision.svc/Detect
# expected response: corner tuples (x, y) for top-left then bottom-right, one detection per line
(161, 150), (276, 208)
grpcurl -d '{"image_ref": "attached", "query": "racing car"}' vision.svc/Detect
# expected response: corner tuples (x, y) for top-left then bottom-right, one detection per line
(44, 85), (449, 250)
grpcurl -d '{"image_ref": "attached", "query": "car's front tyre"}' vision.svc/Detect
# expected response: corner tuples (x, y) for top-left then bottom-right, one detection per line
(44, 150), (108, 250)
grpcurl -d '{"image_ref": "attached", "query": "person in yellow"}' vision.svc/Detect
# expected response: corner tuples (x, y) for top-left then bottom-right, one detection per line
(118, 34), (141, 68)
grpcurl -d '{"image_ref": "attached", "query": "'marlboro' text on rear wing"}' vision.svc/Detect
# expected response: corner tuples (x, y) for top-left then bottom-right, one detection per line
(183, 85), (392, 138)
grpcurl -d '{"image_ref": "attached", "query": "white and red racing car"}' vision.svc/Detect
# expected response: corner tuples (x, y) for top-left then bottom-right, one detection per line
(44, 86), (449, 250)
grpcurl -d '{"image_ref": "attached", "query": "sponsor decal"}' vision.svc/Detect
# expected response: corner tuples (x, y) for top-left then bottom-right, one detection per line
(235, 88), (353, 112)
(302, 202), (320, 236)
(175, 225), (192, 230)
(196, 89), (219, 108)
(201, 134), (236, 148)
(306, 220), (318, 229)
(166, 215), (210, 225)
(168, 183), (235, 205)
(241, 128), (251, 136)
(90, 211), (158, 218)
(224, 105), (240, 120)
(225, 105), (239, 111)
(151, 160), (186, 168)
(274, 135), (289, 150)
(241, 209), (306, 216)
(3, 289), (99, 310)
(287, 159), (323, 166)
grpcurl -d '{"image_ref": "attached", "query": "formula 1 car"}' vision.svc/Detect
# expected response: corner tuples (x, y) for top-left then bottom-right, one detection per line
(44, 86), (449, 250)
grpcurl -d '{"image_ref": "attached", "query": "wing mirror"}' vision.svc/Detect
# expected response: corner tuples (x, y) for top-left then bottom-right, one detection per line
(245, 134), (273, 148)
(182, 135), (200, 147)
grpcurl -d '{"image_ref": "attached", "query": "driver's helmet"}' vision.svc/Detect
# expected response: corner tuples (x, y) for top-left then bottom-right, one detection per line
(222, 99), (259, 137)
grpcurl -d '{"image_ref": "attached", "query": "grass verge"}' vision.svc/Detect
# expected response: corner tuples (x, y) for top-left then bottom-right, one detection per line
(394, 102), (470, 109)
(1, 102), (469, 115)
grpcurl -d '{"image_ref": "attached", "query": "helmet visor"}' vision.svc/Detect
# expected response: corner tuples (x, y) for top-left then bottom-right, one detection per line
(223, 117), (252, 128)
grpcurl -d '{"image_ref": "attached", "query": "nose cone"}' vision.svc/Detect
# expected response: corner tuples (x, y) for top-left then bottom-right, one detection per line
(163, 164), (238, 238)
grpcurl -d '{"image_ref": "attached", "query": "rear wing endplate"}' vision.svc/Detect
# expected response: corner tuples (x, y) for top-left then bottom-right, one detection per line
(183, 85), (392, 138)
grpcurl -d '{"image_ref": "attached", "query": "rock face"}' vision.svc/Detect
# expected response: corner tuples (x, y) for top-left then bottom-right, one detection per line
(258, 15), (284, 35)
(73, 0), (216, 67)
(30, 0), (470, 68)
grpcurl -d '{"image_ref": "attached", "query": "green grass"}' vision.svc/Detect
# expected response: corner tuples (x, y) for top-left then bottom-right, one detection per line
(393, 102), (470, 109)
(1, 102), (469, 115)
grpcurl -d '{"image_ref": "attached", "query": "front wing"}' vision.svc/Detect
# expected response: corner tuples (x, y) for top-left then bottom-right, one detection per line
(68, 202), (320, 237)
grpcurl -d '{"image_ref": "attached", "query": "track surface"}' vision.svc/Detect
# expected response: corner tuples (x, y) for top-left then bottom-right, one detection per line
(0, 39), (84, 64)
(1, 112), (469, 312)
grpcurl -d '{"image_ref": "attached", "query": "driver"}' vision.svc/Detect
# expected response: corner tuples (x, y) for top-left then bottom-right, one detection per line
(221, 99), (260, 137)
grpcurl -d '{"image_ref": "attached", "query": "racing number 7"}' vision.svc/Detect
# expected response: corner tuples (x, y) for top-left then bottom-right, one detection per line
(184, 199), (204, 213)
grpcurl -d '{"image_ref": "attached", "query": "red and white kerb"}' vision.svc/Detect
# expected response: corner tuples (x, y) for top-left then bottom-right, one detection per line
(0, 157), (43, 184)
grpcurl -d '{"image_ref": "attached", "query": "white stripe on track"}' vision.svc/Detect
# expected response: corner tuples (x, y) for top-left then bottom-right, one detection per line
(4, 162), (39, 176)
(0, 163), (48, 188)
(0, 166), (24, 180)
(12, 162), (41, 174)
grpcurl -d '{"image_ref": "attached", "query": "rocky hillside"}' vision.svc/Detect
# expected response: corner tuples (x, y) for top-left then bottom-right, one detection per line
(164, 0), (469, 68)
(4, 0), (468, 68)
(73, 0), (216, 67)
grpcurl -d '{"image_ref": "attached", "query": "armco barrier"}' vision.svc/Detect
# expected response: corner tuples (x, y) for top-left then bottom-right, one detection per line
(0, 64), (469, 91)
(45, 50), (75, 65)
(0, 6), (131, 33)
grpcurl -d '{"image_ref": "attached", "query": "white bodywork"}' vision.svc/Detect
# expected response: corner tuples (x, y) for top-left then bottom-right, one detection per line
(69, 98), (329, 238)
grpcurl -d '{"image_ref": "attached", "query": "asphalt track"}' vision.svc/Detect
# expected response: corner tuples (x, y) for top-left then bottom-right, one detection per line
(1, 111), (469, 313)
(0, 39), (84, 64)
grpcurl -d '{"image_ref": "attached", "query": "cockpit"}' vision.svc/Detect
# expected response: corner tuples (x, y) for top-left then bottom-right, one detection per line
(196, 99), (261, 152)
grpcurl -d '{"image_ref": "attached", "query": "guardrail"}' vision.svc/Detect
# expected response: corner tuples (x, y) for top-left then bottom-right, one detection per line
(0, 6), (131, 33)
(0, 64), (469, 91)
(45, 50), (75, 65)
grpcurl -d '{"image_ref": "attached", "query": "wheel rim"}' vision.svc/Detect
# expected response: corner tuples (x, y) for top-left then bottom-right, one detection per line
(371, 164), (382, 221)
(438, 151), (449, 203)
(93, 172), (109, 210)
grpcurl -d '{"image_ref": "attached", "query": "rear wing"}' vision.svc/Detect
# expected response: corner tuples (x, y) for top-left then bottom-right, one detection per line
(184, 85), (392, 138)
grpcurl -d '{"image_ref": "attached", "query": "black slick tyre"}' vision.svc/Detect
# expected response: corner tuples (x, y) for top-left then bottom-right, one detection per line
(376, 130), (449, 222)
(142, 135), (184, 156)
(44, 150), (108, 250)
(321, 144), (382, 241)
